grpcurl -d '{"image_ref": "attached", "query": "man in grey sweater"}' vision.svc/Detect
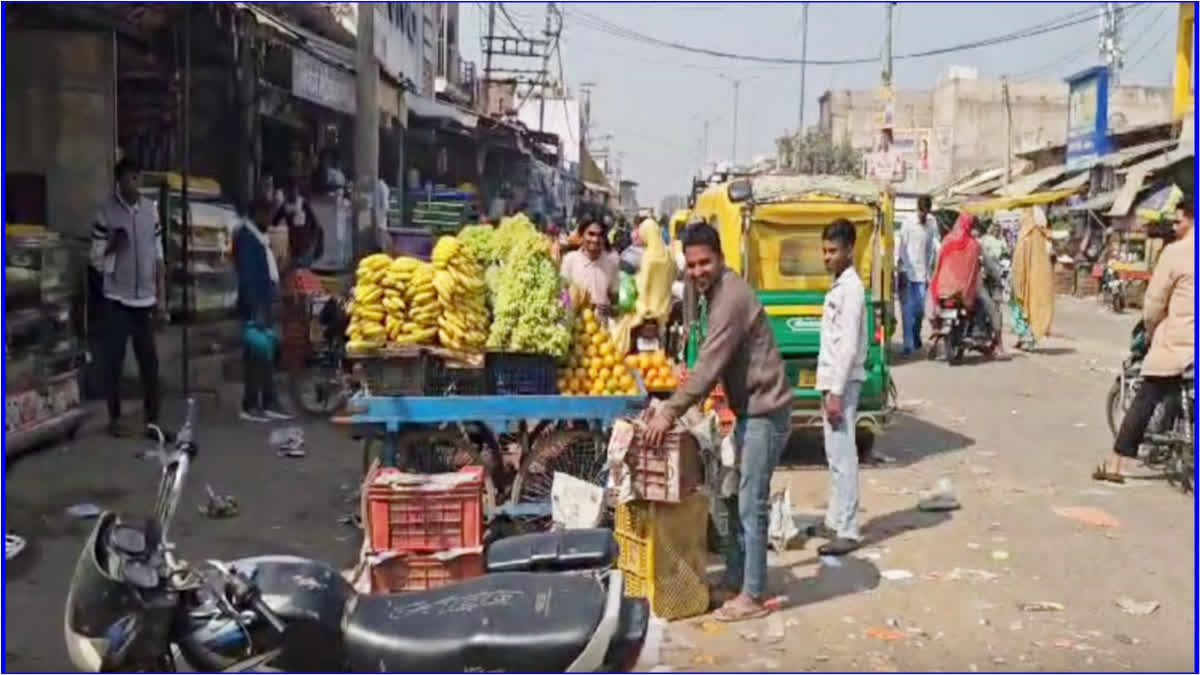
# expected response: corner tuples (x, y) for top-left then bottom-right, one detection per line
(645, 221), (792, 622)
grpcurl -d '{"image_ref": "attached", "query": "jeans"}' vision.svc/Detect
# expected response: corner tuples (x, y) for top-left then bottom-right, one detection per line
(722, 408), (791, 599)
(1114, 376), (1181, 458)
(901, 279), (927, 353)
(103, 300), (160, 424)
(822, 380), (862, 540)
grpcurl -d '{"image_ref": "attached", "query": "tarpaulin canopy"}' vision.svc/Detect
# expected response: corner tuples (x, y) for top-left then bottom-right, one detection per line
(958, 188), (1082, 214)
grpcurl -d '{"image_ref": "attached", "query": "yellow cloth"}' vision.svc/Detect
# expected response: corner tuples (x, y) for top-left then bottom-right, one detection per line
(1010, 207), (1055, 339)
(614, 219), (675, 354)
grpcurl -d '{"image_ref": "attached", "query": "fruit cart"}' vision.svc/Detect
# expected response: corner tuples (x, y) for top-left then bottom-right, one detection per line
(334, 382), (647, 529)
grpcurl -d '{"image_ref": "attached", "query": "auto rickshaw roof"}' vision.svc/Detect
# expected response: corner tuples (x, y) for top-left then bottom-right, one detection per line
(749, 174), (885, 206)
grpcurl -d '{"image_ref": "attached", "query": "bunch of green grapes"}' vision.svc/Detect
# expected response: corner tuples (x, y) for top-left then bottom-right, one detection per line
(492, 215), (547, 263)
(458, 224), (498, 266)
(486, 244), (569, 357)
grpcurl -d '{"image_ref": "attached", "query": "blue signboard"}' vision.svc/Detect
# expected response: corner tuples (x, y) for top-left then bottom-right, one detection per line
(1064, 66), (1111, 171)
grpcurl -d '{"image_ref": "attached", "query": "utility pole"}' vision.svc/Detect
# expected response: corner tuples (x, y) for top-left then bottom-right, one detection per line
(1002, 76), (1012, 185)
(353, 2), (378, 261)
(538, 3), (559, 132)
(1100, 2), (1125, 86)
(731, 80), (740, 164)
(882, 2), (894, 87)
(482, 2), (496, 115)
(797, 2), (810, 137)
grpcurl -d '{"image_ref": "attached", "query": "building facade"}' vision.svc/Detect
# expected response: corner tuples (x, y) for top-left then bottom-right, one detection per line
(818, 66), (1173, 192)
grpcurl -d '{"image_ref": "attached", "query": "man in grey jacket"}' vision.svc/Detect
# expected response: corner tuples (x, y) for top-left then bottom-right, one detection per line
(90, 158), (166, 438)
(645, 221), (792, 622)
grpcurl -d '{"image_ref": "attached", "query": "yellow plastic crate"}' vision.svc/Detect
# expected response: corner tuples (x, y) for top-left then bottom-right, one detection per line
(614, 492), (709, 620)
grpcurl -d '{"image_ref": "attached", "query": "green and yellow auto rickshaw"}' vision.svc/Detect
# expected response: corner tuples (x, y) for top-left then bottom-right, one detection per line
(685, 174), (896, 453)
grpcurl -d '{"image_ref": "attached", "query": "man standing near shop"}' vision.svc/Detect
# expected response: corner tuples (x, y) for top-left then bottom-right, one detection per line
(896, 195), (938, 355)
(808, 219), (869, 556)
(645, 221), (792, 623)
(90, 158), (165, 438)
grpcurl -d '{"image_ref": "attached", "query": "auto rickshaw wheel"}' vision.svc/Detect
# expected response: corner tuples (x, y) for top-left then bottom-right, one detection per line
(855, 427), (877, 461)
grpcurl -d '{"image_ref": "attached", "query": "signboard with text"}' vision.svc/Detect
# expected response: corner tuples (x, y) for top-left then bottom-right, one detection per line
(292, 50), (355, 116)
(1065, 66), (1110, 171)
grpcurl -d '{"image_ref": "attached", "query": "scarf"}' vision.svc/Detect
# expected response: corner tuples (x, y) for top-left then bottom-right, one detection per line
(929, 212), (982, 310)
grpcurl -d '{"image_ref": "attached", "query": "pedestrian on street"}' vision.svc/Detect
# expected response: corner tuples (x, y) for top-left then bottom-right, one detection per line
(1009, 206), (1055, 351)
(90, 158), (165, 439)
(811, 219), (868, 556)
(645, 221), (792, 623)
(1094, 197), (1194, 483)
(560, 219), (620, 319)
(272, 181), (323, 268)
(896, 195), (939, 355)
(233, 196), (293, 423)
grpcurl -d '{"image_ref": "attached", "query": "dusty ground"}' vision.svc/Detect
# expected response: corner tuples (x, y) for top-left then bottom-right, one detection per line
(660, 297), (1195, 672)
(4, 296), (1194, 672)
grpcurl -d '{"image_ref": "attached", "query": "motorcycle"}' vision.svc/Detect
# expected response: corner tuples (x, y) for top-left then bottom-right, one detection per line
(1099, 265), (1127, 314)
(64, 400), (651, 672)
(1105, 322), (1195, 493)
(927, 291), (999, 365)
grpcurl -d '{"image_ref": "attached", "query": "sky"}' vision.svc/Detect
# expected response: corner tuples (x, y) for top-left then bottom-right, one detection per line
(458, 2), (1180, 205)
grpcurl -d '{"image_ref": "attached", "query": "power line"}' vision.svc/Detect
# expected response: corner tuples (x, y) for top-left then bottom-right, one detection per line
(564, 3), (1142, 67)
(497, 3), (529, 41)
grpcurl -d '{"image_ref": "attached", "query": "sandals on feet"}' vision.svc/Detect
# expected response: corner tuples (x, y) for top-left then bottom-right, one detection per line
(713, 598), (770, 623)
(1092, 464), (1126, 484)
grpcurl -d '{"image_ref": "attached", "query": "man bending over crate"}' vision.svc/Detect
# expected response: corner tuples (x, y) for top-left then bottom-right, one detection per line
(645, 221), (792, 623)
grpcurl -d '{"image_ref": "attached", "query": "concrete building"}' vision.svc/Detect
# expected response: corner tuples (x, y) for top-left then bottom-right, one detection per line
(818, 66), (1173, 192)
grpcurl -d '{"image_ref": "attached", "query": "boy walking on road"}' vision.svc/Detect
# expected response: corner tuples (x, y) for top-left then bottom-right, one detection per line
(645, 222), (792, 622)
(810, 220), (868, 555)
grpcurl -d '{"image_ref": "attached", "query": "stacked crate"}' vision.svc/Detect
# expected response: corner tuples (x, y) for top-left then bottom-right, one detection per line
(362, 465), (486, 592)
(608, 405), (709, 620)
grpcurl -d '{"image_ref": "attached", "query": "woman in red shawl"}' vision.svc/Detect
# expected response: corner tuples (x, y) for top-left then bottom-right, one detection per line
(929, 212), (982, 311)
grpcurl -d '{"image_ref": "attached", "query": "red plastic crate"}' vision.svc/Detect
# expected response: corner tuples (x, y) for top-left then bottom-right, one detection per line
(368, 548), (485, 593)
(364, 465), (484, 553)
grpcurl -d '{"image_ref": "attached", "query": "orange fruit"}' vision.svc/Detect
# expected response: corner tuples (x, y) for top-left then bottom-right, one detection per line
(652, 352), (667, 368)
(624, 354), (638, 368)
(598, 366), (612, 381)
(665, 375), (678, 389)
(582, 308), (594, 323)
(637, 353), (651, 370)
(591, 380), (605, 395)
(620, 374), (635, 389)
(585, 319), (598, 335)
(612, 364), (627, 378)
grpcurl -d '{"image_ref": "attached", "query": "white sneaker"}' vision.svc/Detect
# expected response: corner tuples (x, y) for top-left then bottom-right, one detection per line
(240, 409), (270, 423)
(263, 407), (294, 421)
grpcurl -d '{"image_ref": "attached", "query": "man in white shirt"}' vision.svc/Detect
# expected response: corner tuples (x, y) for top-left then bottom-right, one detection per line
(896, 196), (939, 355)
(811, 219), (868, 555)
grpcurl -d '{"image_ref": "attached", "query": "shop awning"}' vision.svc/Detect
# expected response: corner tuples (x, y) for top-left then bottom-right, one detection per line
(996, 164), (1073, 197)
(1069, 191), (1117, 212)
(408, 95), (477, 129)
(583, 181), (613, 195)
(1050, 172), (1090, 191)
(959, 188), (1082, 214)
(1095, 139), (1178, 168)
(1107, 147), (1189, 216)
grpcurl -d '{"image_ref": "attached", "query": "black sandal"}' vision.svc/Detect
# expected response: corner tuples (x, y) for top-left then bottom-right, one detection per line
(1092, 464), (1126, 484)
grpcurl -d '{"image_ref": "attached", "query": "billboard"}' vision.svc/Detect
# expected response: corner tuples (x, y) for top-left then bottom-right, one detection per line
(1065, 67), (1111, 171)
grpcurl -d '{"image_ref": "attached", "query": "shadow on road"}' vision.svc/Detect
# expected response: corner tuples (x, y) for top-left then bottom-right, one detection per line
(859, 505), (954, 547)
(767, 555), (881, 610)
(782, 411), (975, 470)
(1027, 346), (1077, 356)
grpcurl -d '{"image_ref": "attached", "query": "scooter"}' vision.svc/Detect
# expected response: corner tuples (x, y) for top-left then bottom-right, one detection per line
(64, 400), (650, 673)
(927, 292), (999, 365)
(1105, 322), (1194, 493)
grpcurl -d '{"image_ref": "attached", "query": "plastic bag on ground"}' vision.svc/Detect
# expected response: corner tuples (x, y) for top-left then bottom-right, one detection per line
(768, 487), (799, 553)
(551, 472), (605, 529)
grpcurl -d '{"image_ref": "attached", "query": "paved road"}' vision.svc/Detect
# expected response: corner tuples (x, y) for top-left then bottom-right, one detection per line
(4, 299), (1191, 672)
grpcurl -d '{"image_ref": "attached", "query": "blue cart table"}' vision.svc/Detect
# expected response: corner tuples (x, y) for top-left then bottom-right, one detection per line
(335, 389), (648, 522)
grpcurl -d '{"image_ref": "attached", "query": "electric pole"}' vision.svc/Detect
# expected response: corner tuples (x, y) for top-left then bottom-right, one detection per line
(731, 80), (740, 164)
(882, 2), (894, 87)
(1002, 76), (1012, 185)
(797, 2), (810, 138)
(1100, 2), (1125, 86)
(538, 3), (559, 132)
(353, 2), (378, 261)
(482, 2), (496, 115)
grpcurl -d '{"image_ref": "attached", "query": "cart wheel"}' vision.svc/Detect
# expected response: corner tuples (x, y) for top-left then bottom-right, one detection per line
(394, 429), (487, 475)
(511, 430), (610, 532)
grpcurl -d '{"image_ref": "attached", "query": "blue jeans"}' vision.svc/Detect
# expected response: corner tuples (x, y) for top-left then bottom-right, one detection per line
(722, 408), (791, 599)
(901, 280), (927, 353)
(822, 380), (862, 540)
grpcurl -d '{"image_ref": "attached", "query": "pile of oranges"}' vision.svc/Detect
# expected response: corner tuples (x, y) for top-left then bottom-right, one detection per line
(625, 351), (679, 392)
(557, 308), (640, 396)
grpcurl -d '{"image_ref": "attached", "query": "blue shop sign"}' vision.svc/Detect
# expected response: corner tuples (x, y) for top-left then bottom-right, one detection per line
(1065, 66), (1111, 171)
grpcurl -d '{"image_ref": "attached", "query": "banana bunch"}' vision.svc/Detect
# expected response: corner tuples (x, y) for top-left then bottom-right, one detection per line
(431, 236), (488, 352)
(402, 262), (440, 344)
(345, 253), (392, 352)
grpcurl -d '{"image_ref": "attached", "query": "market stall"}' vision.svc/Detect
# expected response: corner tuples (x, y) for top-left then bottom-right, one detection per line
(5, 225), (89, 454)
(328, 214), (710, 617)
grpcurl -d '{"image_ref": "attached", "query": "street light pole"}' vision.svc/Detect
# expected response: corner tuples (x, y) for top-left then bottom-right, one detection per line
(798, 1), (809, 135)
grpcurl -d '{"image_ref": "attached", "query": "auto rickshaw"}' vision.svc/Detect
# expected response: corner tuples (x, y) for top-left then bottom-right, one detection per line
(684, 174), (896, 454)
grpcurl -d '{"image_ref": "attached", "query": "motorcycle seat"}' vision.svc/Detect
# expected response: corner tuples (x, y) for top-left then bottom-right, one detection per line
(485, 528), (618, 573)
(341, 571), (608, 672)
